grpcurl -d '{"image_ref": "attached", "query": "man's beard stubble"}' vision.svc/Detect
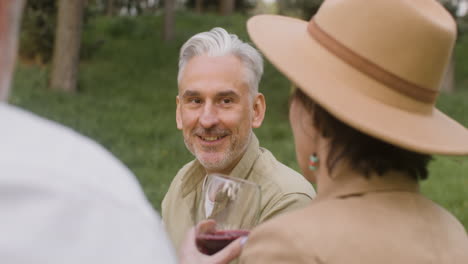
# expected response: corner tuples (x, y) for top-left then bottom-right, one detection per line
(184, 127), (251, 172)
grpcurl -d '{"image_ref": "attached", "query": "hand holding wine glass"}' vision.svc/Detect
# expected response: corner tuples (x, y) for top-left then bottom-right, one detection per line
(195, 174), (261, 255)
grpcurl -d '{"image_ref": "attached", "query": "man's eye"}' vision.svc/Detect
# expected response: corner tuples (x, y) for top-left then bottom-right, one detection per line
(189, 98), (202, 104)
(221, 98), (232, 104)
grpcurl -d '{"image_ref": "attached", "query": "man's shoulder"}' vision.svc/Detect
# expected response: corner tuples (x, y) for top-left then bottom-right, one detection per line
(163, 159), (197, 204)
(170, 159), (198, 185)
(253, 147), (315, 197)
(0, 104), (154, 213)
(0, 104), (146, 201)
(0, 107), (174, 263)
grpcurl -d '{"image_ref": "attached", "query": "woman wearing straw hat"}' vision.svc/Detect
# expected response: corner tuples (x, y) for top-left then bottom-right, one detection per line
(178, 0), (468, 263)
(235, 0), (468, 263)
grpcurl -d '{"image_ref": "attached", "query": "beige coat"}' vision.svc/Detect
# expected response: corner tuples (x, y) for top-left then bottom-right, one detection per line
(162, 134), (316, 250)
(240, 171), (468, 264)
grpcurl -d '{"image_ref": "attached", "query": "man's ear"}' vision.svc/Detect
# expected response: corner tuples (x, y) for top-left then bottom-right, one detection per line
(176, 95), (183, 130)
(252, 93), (266, 128)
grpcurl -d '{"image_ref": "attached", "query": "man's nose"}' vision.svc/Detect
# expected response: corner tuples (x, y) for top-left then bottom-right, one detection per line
(199, 103), (219, 128)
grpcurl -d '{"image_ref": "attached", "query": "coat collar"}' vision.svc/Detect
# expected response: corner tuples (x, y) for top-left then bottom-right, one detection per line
(181, 133), (261, 198)
(314, 168), (420, 202)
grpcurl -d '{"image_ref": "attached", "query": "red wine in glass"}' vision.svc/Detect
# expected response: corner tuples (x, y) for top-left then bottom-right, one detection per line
(196, 230), (250, 255)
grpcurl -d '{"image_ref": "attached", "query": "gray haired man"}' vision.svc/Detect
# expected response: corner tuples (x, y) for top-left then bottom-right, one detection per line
(162, 27), (316, 250)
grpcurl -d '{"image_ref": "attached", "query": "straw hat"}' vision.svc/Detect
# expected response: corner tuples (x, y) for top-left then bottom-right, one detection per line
(247, 0), (468, 155)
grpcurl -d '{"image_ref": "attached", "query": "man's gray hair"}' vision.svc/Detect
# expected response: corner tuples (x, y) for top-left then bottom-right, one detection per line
(177, 27), (264, 94)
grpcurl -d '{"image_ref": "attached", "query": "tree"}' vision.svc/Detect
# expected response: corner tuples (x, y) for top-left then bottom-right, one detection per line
(19, 0), (57, 64)
(219, 0), (235, 15)
(50, 0), (85, 92)
(195, 0), (204, 13)
(185, 0), (257, 14)
(277, 0), (323, 19)
(0, 0), (26, 102)
(439, 0), (461, 93)
(163, 0), (175, 42)
(106, 0), (116, 16)
(441, 57), (455, 93)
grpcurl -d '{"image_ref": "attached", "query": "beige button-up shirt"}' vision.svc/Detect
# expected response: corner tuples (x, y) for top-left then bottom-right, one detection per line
(240, 170), (468, 264)
(162, 134), (316, 250)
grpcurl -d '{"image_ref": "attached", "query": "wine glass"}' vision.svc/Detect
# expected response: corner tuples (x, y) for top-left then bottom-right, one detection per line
(195, 173), (261, 255)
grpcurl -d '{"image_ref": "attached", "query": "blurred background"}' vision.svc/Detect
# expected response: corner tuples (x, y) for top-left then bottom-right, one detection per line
(9, 0), (468, 228)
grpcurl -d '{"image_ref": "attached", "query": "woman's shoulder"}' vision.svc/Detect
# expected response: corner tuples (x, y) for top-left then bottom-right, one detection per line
(240, 205), (326, 263)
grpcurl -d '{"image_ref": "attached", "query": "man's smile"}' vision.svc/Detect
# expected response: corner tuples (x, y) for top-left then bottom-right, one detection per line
(197, 134), (229, 144)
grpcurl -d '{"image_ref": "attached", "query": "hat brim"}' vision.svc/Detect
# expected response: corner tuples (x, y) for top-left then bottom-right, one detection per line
(248, 15), (468, 155)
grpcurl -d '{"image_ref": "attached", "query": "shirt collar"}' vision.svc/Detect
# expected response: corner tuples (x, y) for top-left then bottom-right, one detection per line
(314, 168), (420, 202)
(181, 133), (261, 197)
(228, 133), (260, 180)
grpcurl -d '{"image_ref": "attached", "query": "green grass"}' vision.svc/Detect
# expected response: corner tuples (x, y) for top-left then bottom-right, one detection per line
(10, 12), (468, 229)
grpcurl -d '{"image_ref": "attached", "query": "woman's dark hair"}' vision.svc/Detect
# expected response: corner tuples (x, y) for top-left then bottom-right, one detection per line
(292, 88), (432, 180)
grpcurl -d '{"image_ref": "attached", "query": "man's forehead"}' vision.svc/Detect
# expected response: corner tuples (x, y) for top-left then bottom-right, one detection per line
(180, 89), (240, 98)
(180, 55), (243, 80)
(178, 79), (249, 97)
(187, 54), (240, 66)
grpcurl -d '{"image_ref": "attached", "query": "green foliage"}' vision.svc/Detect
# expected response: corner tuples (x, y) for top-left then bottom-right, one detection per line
(19, 0), (106, 63)
(107, 16), (140, 37)
(19, 0), (57, 63)
(440, 0), (466, 39)
(185, 0), (258, 13)
(11, 12), (468, 229)
(277, 0), (323, 19)
(455, 34), (468, 89)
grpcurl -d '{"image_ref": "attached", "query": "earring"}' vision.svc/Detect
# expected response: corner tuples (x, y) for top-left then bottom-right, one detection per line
(309, 153), (319, 171)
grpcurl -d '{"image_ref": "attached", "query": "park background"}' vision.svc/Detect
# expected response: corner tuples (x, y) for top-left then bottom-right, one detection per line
(10, 0), (468, 229)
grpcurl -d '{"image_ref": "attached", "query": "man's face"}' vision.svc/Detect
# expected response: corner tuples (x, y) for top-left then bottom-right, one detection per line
(176, 54), (265, 174)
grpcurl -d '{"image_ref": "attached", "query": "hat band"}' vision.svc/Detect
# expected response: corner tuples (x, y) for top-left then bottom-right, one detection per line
(307, 20), (438, 104)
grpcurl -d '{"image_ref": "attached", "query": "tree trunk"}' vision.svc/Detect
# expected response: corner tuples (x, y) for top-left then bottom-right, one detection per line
(132, 0), (143, 15)
(50, 0), (84, 92)
(219, 0), (235, 15)
(0, 0), (25, 102)
(106, 0), (115, 16)
(440, 55), (455, 93)
(195, 0), (204, 13)
(277, 0), (287, 15)
(163, 0), (175, 42)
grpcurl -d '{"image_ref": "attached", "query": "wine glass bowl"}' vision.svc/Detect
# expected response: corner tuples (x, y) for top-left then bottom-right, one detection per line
(195, 174), (261, 255)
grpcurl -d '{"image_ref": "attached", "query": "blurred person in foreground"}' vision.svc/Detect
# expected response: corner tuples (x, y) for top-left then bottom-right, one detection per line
(231, 0), (468, 263)
(162, 27), (316, 250)
(0, 1), (241, 263)
(0, 0), (175, 262)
